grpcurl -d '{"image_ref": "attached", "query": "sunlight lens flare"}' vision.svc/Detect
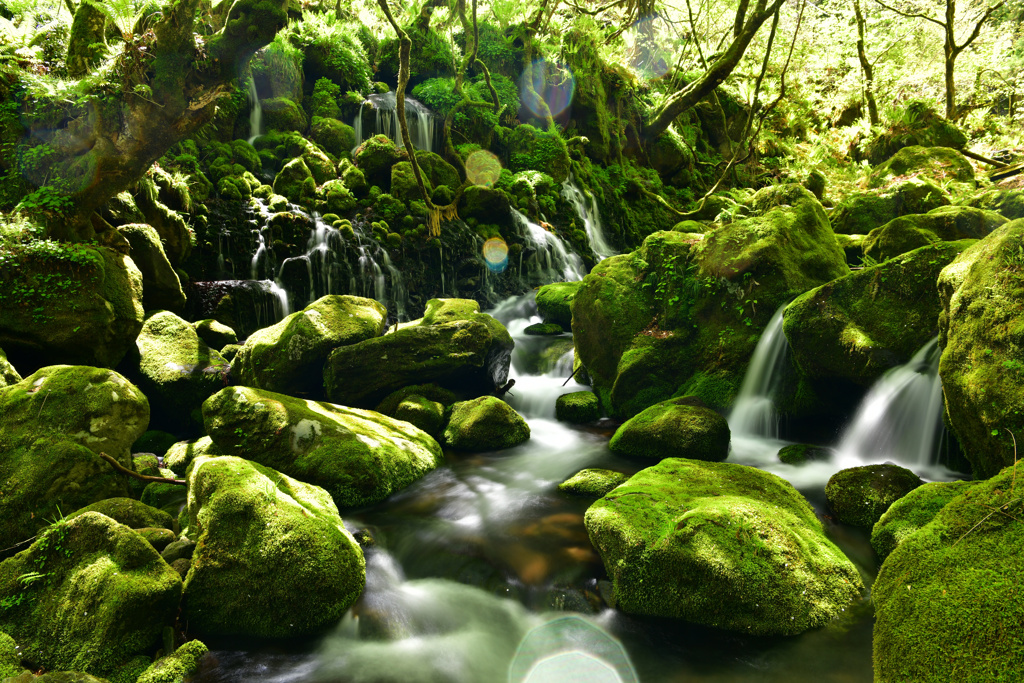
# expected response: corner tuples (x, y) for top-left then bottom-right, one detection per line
(629, 16), (670, 79)
(519, 59), (576, 118)
(466, 150), (502, 187)
(509, 615), (638, 683)
(483, 237), (509, 273)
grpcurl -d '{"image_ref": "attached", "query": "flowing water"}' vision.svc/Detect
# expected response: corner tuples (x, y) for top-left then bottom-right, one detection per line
(191, 294), (876, 683)
(511, 209), (587, 285)
(561, 179), (617, 261)
(353, 92), (438, 153)
(247, 77), (262, 145)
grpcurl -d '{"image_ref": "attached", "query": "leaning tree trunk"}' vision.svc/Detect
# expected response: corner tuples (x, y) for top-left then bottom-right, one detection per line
(853, 0), (879, 125)
(36, 0), (289, 242)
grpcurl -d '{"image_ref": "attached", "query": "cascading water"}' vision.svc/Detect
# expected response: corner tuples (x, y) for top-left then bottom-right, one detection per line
(561, 179), (616, 261)
(835, 336), (946, 468)
(728, 305), (789, 439)
(246, 76), (262, 145)
(511, 209), (587, 285)
(352, 92), (438, 153)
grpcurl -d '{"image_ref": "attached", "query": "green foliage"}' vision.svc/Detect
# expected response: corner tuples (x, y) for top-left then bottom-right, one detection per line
(310, 77), (341, 119)
(377, 22), (457, 87)
(291, 12), (371, 94)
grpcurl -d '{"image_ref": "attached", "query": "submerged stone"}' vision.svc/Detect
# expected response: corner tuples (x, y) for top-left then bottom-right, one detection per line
(558, 469), (629, 498)
(585, 459), (863, 635)
(554, 391), (601, 423)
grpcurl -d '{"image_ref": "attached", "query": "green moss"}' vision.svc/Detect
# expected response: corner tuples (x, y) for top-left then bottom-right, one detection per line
(0, 513), (182, 678)
(585, 459), (863, 634)
(393, 395), (445, 436)
(609, 397), (729, 461)
(777, 444), (832, 466)
(377, 23), (455, 87)
(261, 97), (307, 134)
(164, 436), (219, 476)
(442, 396), (530, 451)
(67, 498), (173, 531)
(535, 282), (581, 328)
(558, 468), (628, 498)
(273, 157), (314, 205)
(831, 179), (950, 235)
(310, 117), (356, 160)
(868, 145), (974, 190)
(0, 629), (25, 678)
(863, 206), (1007, 263)
(873, 463), (1024, 681)
(825, 464), (923, 527)
(354, 134), (404, 187)
(183, 456), (364, 638)
(870, 480), (977, 560)
(554, 391), (601, 423)
(317, 179), (358, 215)
(193, 319), (237, 349)
(202, 386), (443, 509)
(857, 100), (968, 164)
(375, 384), (460, 415)
(135, 639), (207, 683)
(523, 322), (563, 335)
(499, 125), (571, 183)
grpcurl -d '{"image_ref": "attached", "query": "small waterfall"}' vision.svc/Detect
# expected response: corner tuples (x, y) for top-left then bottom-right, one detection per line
(728, 305), (789, 438)
(836, 337), (945, 467)
(352, 92), (438, 153)
(511, 209), (586, 285)
(561, 179), (616, 261)
(246, 76), (262, 145)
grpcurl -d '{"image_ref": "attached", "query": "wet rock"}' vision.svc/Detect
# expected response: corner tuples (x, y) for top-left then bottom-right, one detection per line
(558, 469), (628, 497)
(777, 444), (832, 465)
(135, 639), (207, 683)
(273, 157), (314, 205)
(555, 391), (601, 423)
(354, 134), (403, 187)
(393, 395), (445, 436)
(442, 396), (530, 451)
(182, 456), (364, 638)
(585, 459), (863, 635)
(203, 386), (443, 508)
(523, 322), (563, 335)
(160, 538), (195, 564)
(234, 295), (386, 399)
(193, 319), (237, 349)
(870, 480), (977, 560)
(609, 397), (729, 462)
(119, 223), (186, 312)
(862, 206), (1006, 262)
(535, 281), (582, 328)
(825, 464), (924, 527)
(0, 513), (182, 678)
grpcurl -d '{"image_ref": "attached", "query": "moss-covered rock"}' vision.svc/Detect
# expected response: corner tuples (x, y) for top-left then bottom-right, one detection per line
(868, 145), (974, 191)
(554, 391), (601, 423)
(968, 187), (1024, 221)
(182, 455), (364, 638)
(261, 97), (307, 134)
(0, 630), (26, 678)
(458, 185), (511, 224)
(831, 179), (950, 235)
(135, 639), (207, 683)
(558, 468), (628, 498)
(870, 480), (977, 560)
(0, 347), (21, 388)
(585, 459), (863, 635)
(500, 124), (570, 183)
(0, 513), (182, 679)
(784, 240), (974, 388)
(134, 527), (177, 553)
(310, 116), (356, 158)
(825, 464), (923, 527)
(192, 319), (237, 349)
(609, 397), (730, 461)
(130, 311), (230, 430)
(392, 394), (445, 436)
(777, 443), (832, 465)
(202, 386), (443, 508)
(163, 436), (220, 476)
(573, 191), (848, 418)
(856, 101), (967, 164)
(67, 498), (174, 531)
(441, 396), (529, 451)
(118, 224), (186, 313)
(324, 303), (513, 407)
(862, 206), (1007, 262)
(273, 157), (315, 205)
(354, 134), (404, 187)
(234, 295), (386, 398)
(535, 282), (582, 329)
(937, 220), (1024, 477)
(873, 463), (1024, 681)
(0, 245), (144, 369)
(523, 322), (563, 335)
(316, 179), (357, 215)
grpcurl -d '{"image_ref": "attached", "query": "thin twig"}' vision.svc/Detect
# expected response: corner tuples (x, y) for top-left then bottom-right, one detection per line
(99, 451), (187, 486)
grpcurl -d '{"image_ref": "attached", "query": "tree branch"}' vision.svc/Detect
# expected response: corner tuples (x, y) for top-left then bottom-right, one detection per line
(99, 452), (187, 486)
(872, 0), (947, 29)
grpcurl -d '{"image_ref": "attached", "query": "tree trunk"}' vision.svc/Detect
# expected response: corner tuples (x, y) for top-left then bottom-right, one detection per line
(66, 1), (108, 77)
(853, 0), (879, 125)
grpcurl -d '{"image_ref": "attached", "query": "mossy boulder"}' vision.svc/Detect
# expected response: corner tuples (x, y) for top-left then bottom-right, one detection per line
(554, 391), (601, 423)
(856, 101), (967, 164)
(968, 187), (1024, 220)
(558, 468), (629, 498)
(316, 179), (357, 215)
(392, 394), (445, 436)
(202, 386), (443, 508)
(261, 97), (307, 134)
(523, 322), (563, 335)
(118, 224), (186, 313)
(862, 206), (1007, 262)
(67, 498), (174, 531)
(130, 311), (230, 429)
(831, 179), (950, 235)
(0, 366), (149, 547)
(458, 185), (511, 224)
(500, 124), (571, 183)
(868, 145), (974, 191)
(777, 443), (832, 465)
(325, 301), (513, 407)
(937, 220), (1024, 477)
(0, 513), (182, 679)
(572, 191), (848, 418)
(535, 282), (581, 329)
(164, 436), (220, 476)
(0, 245), (144, 370)
(784, 240), (974, 388)
(609, 397), (730, 461)
(234, 295), (386, 398)
(135, 639), (207, 683)
(873, 463), (1024, 681)
(354, 134), (404, 187)
(825, 464), (924, 527)
(389, 160), (427, 203)
(310, 116), (356, 158)
(182, 455), (365, 638)
(192, 319), (237, 349)
(585, 459), (864, 635)
(272, 157), (315, 205)
(870, 480), (977, 560)
(0, 347), (21, 388)
(441, 396), (530, 451)
(0, 630), (26, 678)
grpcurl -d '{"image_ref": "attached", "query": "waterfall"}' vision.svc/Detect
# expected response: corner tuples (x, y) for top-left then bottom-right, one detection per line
(352, 92), (438, 153)
(246, 76), (262, 145)
(561, 179), (616, 261)
(728, 304), (790, 438)
(511, 209), (586, 285)
(836, 337), (945, 467)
